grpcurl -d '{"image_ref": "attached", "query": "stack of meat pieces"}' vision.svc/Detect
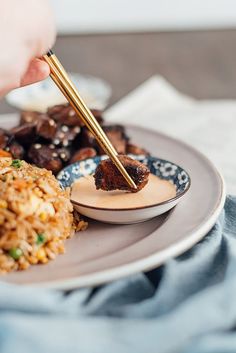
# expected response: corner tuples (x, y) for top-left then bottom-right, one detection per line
(0, 103), (149, 174)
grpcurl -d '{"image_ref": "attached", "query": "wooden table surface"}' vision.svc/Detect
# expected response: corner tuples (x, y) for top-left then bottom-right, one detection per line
(1, 30), (236, 114)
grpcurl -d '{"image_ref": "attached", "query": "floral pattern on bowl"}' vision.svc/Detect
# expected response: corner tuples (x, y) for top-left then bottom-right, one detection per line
(57, 154), (190, 195)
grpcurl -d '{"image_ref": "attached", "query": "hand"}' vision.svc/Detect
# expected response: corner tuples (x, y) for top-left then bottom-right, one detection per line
(0, 0), (56, 96)
(19, 58), (50, 87)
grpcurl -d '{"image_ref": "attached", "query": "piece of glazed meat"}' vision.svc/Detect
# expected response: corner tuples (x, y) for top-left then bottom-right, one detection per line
(126, 143), (150, 156)
(8, 141), (25, 159)
(94, 155), (149, 193)
(81, 124), (128, 154)
(47, 104), (82, 127)
(11, 123), (36, 146)
(28, 144), (63, 174)
(36, 117), (57, 140)
(47, 104), (103, 127)
(97, 125), (128, 155)
(20, 111), (46, 125)
(70, 147), (97, 164)
(0, 128), (12, 149)
(52, 125), (81, 148)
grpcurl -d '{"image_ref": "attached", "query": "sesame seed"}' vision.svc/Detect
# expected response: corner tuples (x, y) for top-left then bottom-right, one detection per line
(52, 152), (58, 158)
(62, 140), (69, 147)
(49, 144), (55, 149)
(61, 125), (69, 132)
(53, 139), (60, 145)
(69, 110), (75, 117)
(58, 132), (65, 139)
(60, 153), (66, 160)
(68, 134), (75, 141)
(34, 144), (42, 149)
(49, 119), (55, 126)
(73, 126), (81, 134)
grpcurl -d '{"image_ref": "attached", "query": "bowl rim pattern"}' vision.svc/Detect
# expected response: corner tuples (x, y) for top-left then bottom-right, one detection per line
(57, 154), (191, 211)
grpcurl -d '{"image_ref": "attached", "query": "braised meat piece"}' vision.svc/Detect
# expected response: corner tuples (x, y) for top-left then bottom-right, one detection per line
(47, 104), (82, 127)
(0, 129), (24, 158)
(0, 129), (12, 149)
(126, 143), (150, 156)
(8, 141), (25, 159)
(20, 111), (46, 125)
(90, 109), (104, 124)
(81, 124), (128, 154)
(97, 125), (128, 155)
(94, 155), (149, 192)
(52, 125), (81, 147)
(57, 147), (72, 163)
(48, 104), (103, 127)
(11, 123), (36, 146)
(28, 144), (62, 174)
(70, 147), (97, 164)
(80, 128), (97, 149)
(36, 117), (57, 140)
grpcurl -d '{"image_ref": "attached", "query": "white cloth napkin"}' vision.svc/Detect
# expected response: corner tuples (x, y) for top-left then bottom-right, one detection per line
(105, 76), (236, 194)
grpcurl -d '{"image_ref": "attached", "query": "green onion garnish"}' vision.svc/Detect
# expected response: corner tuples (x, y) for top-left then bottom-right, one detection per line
(11, 159), (22, 168)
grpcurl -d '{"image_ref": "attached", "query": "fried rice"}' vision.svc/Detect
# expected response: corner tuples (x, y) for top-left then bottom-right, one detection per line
(0, 158), (87, 274)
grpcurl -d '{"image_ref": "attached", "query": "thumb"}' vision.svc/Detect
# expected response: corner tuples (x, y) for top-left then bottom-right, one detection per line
(20, 58), (50, 87)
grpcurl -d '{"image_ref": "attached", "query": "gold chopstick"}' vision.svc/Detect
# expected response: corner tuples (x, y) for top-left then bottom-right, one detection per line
(43, 50), (137, 190)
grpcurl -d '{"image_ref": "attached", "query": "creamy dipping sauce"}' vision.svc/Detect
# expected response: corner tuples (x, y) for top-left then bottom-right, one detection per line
(71, 174), (176, 209)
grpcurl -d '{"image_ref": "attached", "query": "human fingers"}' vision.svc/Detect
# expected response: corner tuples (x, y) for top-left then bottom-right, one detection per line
(20, 58), (50, 87)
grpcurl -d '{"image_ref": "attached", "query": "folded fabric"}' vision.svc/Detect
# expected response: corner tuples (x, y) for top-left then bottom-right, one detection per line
(0, 195), (235, 353)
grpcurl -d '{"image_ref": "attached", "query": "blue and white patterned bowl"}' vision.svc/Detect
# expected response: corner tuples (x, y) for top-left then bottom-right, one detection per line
(57, 155), (191, 224)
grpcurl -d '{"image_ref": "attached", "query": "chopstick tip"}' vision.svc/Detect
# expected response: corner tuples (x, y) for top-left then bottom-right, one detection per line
(46, 49), (54, 57)
(130, 180), (137, 190)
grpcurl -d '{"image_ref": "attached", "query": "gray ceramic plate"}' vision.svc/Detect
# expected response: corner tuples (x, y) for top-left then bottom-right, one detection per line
(0, 115), (225, 289)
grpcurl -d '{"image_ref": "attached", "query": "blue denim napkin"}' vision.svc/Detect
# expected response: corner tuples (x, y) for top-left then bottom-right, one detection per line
(0, 196), (235, 353)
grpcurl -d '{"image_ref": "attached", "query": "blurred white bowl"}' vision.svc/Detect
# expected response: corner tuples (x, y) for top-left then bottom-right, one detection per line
(6, 73), (112, 112)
